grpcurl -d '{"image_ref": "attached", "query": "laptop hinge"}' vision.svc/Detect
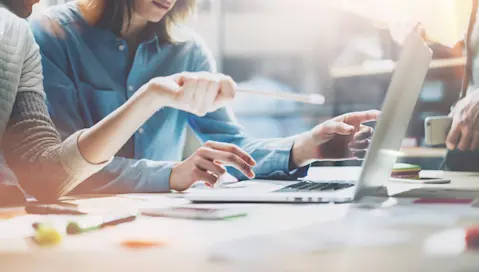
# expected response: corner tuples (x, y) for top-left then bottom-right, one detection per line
(354, 186), (389, 201)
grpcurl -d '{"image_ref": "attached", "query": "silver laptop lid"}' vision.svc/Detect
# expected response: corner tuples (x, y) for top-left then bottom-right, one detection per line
(354, 31), (432, 200)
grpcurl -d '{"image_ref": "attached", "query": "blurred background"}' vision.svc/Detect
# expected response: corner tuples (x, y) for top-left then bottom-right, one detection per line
(34, 0), (470, 169)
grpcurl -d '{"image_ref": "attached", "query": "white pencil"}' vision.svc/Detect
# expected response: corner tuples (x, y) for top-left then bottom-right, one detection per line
(237, 88), (325, 105)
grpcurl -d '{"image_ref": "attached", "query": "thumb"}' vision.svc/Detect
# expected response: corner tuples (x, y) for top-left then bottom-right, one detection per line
(330, 122), (355, 135)
(149, 77), (180, 92)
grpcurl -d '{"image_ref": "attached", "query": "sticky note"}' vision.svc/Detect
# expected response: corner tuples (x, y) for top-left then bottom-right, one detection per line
(121, 239), (166, 249)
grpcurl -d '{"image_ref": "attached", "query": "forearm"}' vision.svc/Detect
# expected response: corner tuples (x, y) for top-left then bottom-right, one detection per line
(78, 87), (162, 164)
(70, 157), (175, 194)
(290, 132), (318, 168)
(3, 92), (109, 201)
(190, 109), (310, 180)
(224, 136), (309, 180)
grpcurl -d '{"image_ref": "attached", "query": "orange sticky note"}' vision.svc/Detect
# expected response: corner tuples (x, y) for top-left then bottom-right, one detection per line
(121, 239), (166, 249)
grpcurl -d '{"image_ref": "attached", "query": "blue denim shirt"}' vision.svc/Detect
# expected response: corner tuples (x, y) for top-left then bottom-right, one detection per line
(30, 4), (308, 194)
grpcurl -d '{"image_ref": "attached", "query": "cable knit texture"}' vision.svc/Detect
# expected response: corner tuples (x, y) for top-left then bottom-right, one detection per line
(0, 6), (110, 201)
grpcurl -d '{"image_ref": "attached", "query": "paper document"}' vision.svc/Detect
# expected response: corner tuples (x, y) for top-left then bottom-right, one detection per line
(209, 220), (408, 262)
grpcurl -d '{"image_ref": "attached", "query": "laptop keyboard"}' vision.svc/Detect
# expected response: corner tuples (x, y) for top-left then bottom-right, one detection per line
(274, 180), (354, 193)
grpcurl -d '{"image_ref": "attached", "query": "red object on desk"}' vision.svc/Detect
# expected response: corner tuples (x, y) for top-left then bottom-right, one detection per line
(413, 198), (474, 204)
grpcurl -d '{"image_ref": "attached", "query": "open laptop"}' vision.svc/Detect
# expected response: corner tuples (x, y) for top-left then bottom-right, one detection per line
(187, 31), (433, 204)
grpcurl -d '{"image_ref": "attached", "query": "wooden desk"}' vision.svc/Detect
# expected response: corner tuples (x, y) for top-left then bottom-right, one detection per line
(1, 167), (479, 272)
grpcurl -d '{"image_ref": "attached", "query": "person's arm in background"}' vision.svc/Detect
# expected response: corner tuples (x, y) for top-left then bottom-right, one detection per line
(183, 42), (309, 181)
(2, 21), (183, 202)
(443, 0), (479, 172)
(184, 41), (346, 181)
(444, 90), (479, 171)
(181, 39), (377, 183)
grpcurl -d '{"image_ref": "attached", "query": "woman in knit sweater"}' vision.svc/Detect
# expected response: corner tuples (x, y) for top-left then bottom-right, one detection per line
(0, 0), (251, 204)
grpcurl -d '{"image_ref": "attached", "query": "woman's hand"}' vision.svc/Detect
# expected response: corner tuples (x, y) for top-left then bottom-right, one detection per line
(169, 141), (256, 191)
(140, 72), (237, 116)
(291, 110), (379, 168)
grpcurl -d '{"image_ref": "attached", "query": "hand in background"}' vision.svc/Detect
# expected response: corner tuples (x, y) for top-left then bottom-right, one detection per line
(447, 91), (479, 151)
(292, 110), (380, 168)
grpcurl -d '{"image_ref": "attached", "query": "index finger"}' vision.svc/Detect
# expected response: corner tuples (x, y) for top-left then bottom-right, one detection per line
(204, 141), (256, 166)
(200, 148), (255, 178)
(340, 110), (381, 125)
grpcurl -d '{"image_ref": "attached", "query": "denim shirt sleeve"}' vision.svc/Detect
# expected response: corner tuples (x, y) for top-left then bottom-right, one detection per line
(30, 17), (173, 194)
(187, 42), (309, 180)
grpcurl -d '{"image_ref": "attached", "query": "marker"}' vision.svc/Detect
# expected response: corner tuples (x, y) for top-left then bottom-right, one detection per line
(33, 223), (62, 246)
(25, 204), (85, 215)
(466, 227), (479, 249)
(66, 215), (137, 235)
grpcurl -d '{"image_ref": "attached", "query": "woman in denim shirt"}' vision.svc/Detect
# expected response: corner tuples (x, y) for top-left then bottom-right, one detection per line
(0, 0), (255, 205)
(31, 0), (377, 194)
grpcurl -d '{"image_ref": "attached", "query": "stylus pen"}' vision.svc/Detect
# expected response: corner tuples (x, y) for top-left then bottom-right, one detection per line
(237, 88), (325, 105)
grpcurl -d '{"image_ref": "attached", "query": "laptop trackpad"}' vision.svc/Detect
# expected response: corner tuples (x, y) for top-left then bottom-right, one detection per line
(219, 181), (285, 192)
(190, 180), (286, 192)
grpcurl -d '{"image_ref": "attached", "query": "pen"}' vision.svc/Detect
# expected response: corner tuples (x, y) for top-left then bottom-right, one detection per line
(25, 204), (85, 215)
(66, 215), (137, 235)
(237, 88), (325, 105)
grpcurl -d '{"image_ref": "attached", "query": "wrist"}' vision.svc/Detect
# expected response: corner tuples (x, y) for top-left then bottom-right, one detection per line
(169, 163), (183, 192)
(133, 84), (168, 113)
(291, 132), (317, 169)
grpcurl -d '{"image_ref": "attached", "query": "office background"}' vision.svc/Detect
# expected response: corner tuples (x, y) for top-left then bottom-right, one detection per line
(34, 0), (464, 169)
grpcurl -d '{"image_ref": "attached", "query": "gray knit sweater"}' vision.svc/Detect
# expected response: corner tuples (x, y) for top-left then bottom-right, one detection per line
(0, 6), (109, 202)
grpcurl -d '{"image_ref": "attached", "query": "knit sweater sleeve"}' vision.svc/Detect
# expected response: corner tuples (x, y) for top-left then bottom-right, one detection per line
(2, 23), (111, 202)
